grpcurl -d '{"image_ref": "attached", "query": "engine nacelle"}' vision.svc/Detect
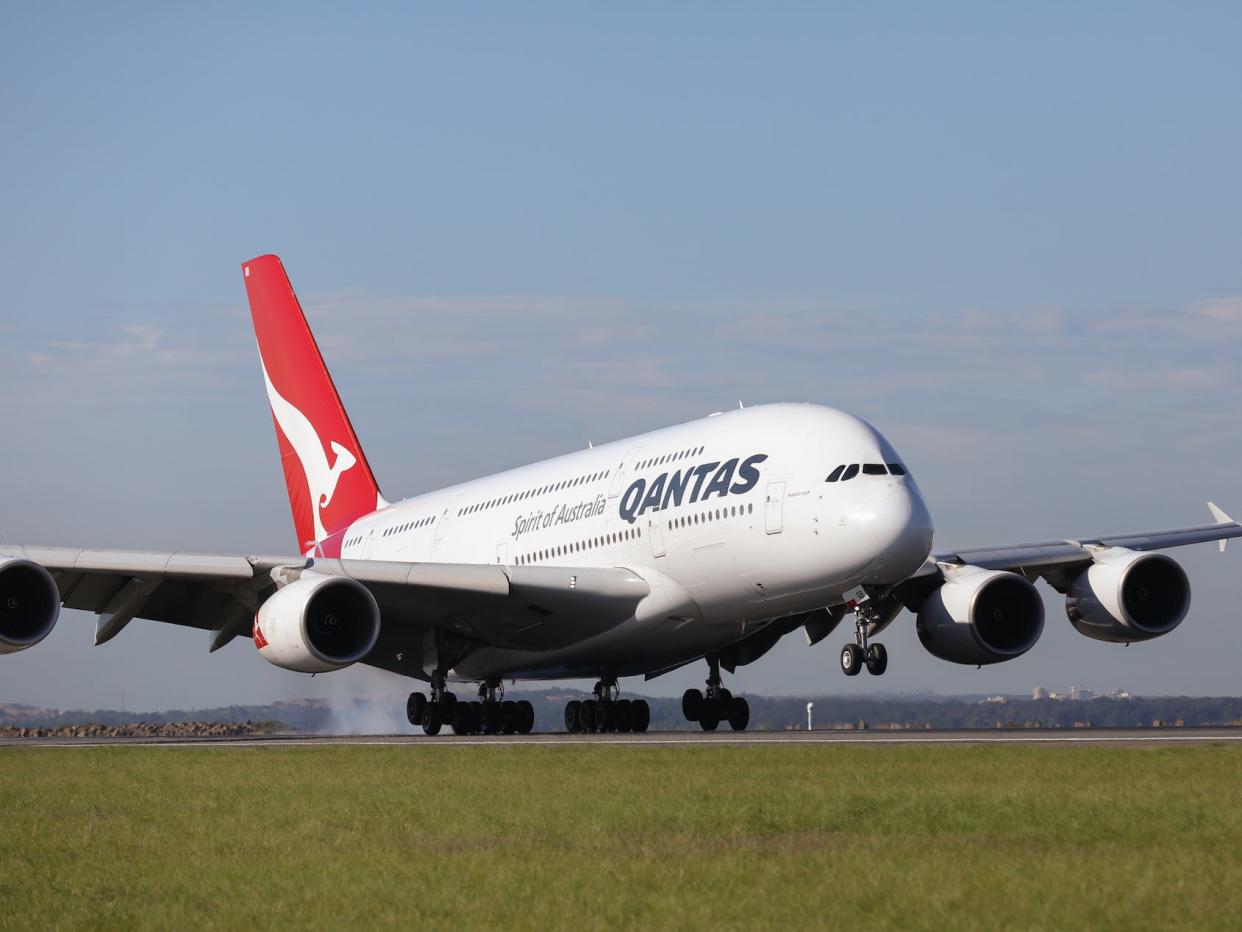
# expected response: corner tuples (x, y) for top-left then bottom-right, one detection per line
(0, 558), (60, 655)
(916, 566), (1044, 665)
(254, 575), (380, 673)
(1066, 548), (1190, 643)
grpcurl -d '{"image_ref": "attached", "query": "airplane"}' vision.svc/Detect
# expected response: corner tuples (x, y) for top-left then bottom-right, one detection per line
(3, 254), (1240, 736)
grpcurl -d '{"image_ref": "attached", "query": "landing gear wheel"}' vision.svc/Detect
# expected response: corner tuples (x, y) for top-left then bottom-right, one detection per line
(469, 701), (484, 734)
(439, 692), (458, 720)
(727, 697), (750, 731)
(716, 687), (733, 704)
(451, 703), (472, 735)
(580, 699), (598, 733)
(631, 699), (651, 733)
(613, 699), (633, 733)
(421, 702), (442, 736)
(406, 692), (426, 727)
(516, 700), (535, 735)
(565, 700), (581, 733)
(682, 688), (704, 722)
(500, 700), (517, 735)
(865, 643), (888, 676)
(841, 642), (863, 676)
(698, 701), (721, 731)
(593, 701), (608, 733)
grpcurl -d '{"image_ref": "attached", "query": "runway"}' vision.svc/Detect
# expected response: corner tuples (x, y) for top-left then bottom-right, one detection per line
(2, 727), (1240, 749)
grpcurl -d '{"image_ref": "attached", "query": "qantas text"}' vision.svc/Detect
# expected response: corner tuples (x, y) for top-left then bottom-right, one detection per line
(619, 454), (768, 525)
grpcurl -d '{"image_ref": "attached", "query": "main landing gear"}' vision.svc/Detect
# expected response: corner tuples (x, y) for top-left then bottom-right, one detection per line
(840, 599), (888, 677)
(564, 678), (651, 734)
(406, 674), (534, 736)
(682, 657), (750, 731)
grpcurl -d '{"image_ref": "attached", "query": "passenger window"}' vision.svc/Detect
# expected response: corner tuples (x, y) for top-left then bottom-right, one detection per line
(841, 464), (859, 481)
(826, 465), (845, 482)
(863, 464), (887, 476)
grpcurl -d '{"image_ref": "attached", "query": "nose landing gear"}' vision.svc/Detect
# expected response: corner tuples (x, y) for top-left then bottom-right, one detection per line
(682, 657), (750, 731)
(840, 599), (888, 677)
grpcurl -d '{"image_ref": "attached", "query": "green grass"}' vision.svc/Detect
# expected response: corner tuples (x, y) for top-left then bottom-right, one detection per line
(1, 745), (1240, 930)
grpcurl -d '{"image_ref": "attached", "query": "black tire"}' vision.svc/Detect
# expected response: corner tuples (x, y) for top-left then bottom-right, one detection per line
(516, 700), (535, 735)
(631, 699), (651, 733)
(421, 702), (441, 736)
(593, 701), (608, 733)
(469, 701), (484, 734)
(406, 692), (426, 727)
(580, 699), (597, 733)
(484, 701), (502, 735)
(565, 700), (581, 733)
(716, 687), (733, 704)
(439, 692), (458, 719)
(727, 696), (750, 731)
(865, 643), (888, 676)
(614, 699), (633, 733)
(698, 702), (720, 731)
(451, 703), (472, 735)
(841, 643), (863, 676)
(501, 700), (517, 735)
(682, 688), (704, 722)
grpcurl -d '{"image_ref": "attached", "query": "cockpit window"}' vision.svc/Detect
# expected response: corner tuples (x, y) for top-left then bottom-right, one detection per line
(825, 465), (845, 482)
(887, 463), (907, 476)
(862, 463), (887, 476)
(840, 464), (860, 481)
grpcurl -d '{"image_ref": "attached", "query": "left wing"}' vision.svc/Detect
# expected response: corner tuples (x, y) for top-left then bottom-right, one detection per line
(0, 547), (650, 661)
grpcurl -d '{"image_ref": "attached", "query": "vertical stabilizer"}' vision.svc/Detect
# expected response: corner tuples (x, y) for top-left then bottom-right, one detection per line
(241, 255), (386, 554)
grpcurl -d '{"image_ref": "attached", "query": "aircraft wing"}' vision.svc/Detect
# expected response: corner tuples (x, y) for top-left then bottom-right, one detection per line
(0, 546), (650, 660)
(894, 502), (1242, 602)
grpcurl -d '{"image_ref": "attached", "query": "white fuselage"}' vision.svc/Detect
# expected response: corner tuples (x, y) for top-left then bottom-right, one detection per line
(336, 403), (934, 680)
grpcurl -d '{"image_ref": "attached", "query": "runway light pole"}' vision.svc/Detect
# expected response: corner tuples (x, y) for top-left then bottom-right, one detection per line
(807, 701), (814, 732)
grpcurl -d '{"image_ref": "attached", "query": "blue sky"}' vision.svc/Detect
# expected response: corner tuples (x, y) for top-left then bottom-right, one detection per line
(1, 4), (1240, 712)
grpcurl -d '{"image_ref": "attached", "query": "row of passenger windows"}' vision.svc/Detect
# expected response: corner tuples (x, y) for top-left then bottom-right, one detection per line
(459, 470), (612, 516)
(516, 526), (642, 565)
(825, 462), (907, 482)
(383, 516), (434, 537)
(637, 446), (704, 470)
(665, 502), (753, 531)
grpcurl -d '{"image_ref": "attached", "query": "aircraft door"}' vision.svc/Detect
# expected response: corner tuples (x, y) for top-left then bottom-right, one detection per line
(496, 540), (510, 565)
(765, 481), (786, 534)
(434, 495), (463, 548)
(608, 447), (642, 498)
(360, 527), (378, 559)
(647, 517), (666, 558)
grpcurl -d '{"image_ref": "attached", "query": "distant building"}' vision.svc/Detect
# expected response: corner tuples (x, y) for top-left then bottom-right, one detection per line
(1032, 687), (1048, 700)
(984, 695), (1007, 704)
(1108, 688), (1131, 700)
(1070, 686), (1094, 701)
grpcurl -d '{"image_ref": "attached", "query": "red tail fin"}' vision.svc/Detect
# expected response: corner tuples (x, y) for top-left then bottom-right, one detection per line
(241, 255), (385, 555)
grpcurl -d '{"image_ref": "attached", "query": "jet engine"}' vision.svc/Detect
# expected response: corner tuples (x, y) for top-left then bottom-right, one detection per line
(1066, 547), (1190, 643)
(0, 558), (60, 655)
(916, 566), (1044, 665)
(254, 575), (380, 673)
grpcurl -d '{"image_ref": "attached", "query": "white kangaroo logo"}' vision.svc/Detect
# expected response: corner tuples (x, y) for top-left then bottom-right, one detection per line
(261, 359), (357, 545)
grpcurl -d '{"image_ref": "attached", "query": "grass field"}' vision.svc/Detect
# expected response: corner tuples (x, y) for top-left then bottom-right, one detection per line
(1, 744), (1240, 930)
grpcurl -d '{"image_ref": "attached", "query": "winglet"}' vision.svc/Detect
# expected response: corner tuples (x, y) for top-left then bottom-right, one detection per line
(1207, 502), (1233, 552)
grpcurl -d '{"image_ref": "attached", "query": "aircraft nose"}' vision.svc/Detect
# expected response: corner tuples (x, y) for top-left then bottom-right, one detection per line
(844, 485), (935, 583)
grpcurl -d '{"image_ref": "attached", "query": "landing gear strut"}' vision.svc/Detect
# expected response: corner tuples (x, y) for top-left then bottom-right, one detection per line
(565, 678), (650, 734)
(682, 657), (750, 731)
(841, 599), (888, 677)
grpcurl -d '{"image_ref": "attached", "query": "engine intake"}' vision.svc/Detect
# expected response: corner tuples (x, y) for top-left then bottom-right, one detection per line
(916, 566), (1044, 665)
(254, 575), (380, 673)
(1066, 548), (1190, 643)
(0, 558), (61, 654)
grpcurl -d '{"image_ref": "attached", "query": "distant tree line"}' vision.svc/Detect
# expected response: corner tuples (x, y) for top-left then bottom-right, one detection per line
(3, 693), (1242, 733)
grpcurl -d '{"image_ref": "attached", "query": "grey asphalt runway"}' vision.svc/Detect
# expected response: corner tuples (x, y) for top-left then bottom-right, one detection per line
(2, 727), (1240, 748)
